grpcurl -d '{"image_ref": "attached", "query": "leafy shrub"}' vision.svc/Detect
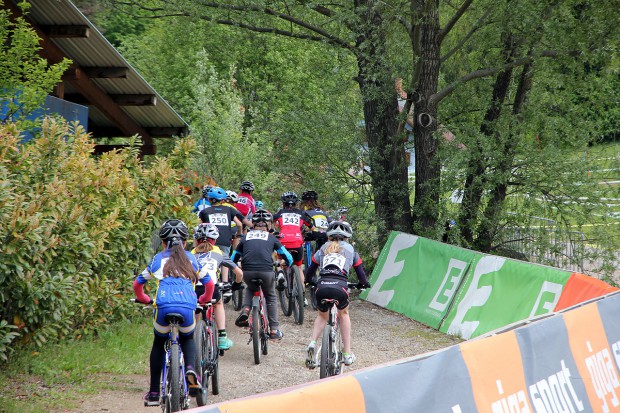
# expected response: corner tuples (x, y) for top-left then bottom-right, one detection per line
(0, 118), (197, 361)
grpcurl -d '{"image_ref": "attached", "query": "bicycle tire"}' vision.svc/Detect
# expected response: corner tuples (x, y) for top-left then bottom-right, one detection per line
(291, 266), (304, 325)
(277, 269), (292, 316)
(169, 341), (182, 412)
(194, 320), (208, 407)
(261, 299), (269, 355)
(334, 316), (343, 376)
(208, 317), (220, 396)
(309, 284), (318, 311)
(319, 323), (331, 379)
(232, 287), (243, 311)
(252, 304), (261, 364)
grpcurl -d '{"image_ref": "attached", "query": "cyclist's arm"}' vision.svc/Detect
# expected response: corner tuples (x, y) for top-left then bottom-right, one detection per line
(230, 244), (243, 264)
(352, 255), (370, 287)
(274, 241), (293, 266)
(197, 277), (215, 305)
(233, 209), (252, 228)
(304, 260), (319, 282)
(133, 271), (151, 304)
(231, 266), (244, 283)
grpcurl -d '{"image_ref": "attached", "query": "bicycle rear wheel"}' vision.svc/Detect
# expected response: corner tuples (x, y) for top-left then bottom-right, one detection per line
(169, 342), (182, 412)
(206, 318), (219, 396)
(232, 287), (243, 311)
(194, 320), (208, 407)
(309, 284), (318, 311)
(252, 304), (261, 364)
(277, 269), (292, 316)
(319, 323), (331, 379)
(291, 266), (304, 325)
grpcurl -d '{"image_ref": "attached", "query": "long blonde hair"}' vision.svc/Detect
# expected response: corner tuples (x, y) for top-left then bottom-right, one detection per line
(163, 244), (198, 283)
(194, 239), (214, 254)
(324, 240), (343, 255)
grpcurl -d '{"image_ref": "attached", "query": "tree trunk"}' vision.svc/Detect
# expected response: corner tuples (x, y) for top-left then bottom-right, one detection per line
(411, 1), (441, 236)
(354, 1), (412, 245)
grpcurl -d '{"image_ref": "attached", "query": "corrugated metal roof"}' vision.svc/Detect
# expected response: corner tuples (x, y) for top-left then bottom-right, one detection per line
(7, 0), (189, 134)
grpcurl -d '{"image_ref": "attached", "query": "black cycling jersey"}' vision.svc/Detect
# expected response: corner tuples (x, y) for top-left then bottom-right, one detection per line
(232, 230), (286, 272)
(199, 205), (245, 248)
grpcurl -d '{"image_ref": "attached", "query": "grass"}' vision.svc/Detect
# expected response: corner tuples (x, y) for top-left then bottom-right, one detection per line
(0, 317), (151, 413)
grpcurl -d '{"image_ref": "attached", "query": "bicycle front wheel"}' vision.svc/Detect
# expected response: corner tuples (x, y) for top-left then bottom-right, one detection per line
(194, 320), (208, 407)
(319, 323), (331, 379)
(232, 287), (243, 311)
(261, 300), (269, 356)
(169, 342), (182, 412)
(252, 305), (261, 364)
(207, 318), (219, 396)
(291, 266), (304, 325)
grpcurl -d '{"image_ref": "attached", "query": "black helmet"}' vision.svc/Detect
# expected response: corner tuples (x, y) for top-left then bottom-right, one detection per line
(240, 181), (255, 192)
(159, 219), (189, 241)
(281, 191), (298, 205)
(252, 208), (273, 223)
(326, 221), (352, 239)
(301, 190), (318, 201)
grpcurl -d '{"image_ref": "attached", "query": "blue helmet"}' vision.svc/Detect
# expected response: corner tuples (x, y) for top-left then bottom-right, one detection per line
(207, 187), (227, 201)
(255, 200), (264, 209)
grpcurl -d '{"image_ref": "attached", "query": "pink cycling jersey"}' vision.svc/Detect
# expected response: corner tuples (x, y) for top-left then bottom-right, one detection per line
(235, 194), (256, 217)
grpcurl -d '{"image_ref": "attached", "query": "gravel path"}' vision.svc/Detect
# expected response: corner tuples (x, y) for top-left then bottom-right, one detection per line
(65, 296), (461, 412)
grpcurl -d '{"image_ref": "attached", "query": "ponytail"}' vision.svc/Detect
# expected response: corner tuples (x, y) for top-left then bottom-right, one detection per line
(324, 240), (343, 255)
(163, 243), (198, 283)
(194, 239), (214, 254)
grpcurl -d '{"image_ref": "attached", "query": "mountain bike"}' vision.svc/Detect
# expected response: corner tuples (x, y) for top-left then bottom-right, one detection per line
(246, 278), (269, 365)
(193, 298), (219, 407)
(133, 299), (191, 412)
(318, 282), (359, 379)
(275, 259), (304, 324)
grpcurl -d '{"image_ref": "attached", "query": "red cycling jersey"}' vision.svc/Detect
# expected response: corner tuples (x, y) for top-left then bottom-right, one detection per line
(273, 207), (313, 248)
(235, 194), (256, 217)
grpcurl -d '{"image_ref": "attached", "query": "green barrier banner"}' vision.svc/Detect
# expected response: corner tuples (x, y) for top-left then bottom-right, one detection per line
(440, 254), (572, 338)
(362, 232), (477, 329)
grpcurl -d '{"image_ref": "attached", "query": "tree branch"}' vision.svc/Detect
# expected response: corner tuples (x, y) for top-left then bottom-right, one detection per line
(431, 50), (563, 105)
(440, 8), (493, 64)
(438, 0), (475, 43)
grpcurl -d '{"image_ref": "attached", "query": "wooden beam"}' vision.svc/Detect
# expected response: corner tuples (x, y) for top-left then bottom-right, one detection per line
(89, 125), (188, 138)
(64, 93), (157, 106)
(39, 25), (90, 38)
(64, 66), (128, 79)
(94, 144), (156, 155)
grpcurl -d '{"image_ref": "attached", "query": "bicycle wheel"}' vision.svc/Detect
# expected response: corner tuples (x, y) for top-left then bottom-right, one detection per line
(291, 266), (304, 325)
(334, 316), (343, 375)
(207, 318), (219, 395)
(232, 287), (243, 311)
(169, 341), (182, 412)
(252, 304), (261, 364)
(260, 300), (269, 356)
(194, 320), (208, 407)
(309, 284), (318, 311)
(277, 269), (292, 316)
(319, 323), (331, 379)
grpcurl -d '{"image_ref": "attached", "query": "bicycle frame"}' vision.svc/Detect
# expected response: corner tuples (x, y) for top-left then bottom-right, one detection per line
(161, 317), (190, 412)
(247, 280), (269, 364)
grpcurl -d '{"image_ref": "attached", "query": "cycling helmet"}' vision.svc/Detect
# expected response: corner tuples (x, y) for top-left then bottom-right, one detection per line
(301, 190), (318, 201)
(202, 185), (213, 198)
(240, 181), (255, 192)
(255, 200), (264, 209)
(326, 221), (352, 239)
(194, 223), (220, 241)
(159, 219), (189, 241)
(252, 208), (273, 223)
(226, 190), (239, 203)
(207, 186), (227, 201)
(281, 191), (298, 205)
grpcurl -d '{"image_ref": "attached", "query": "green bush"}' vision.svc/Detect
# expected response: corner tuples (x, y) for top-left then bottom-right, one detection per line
(0, 118), (197, 361)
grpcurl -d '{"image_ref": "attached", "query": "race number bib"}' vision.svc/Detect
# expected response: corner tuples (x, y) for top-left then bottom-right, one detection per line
(209, 213), (229, 225)
(282, 213), (300, 226)
(199, 257), (219, 278)
(314, 215), (329, 229)
(245, 231), (269, 241)
(237, 197), (248, 205)
(322, 253), (346, 271)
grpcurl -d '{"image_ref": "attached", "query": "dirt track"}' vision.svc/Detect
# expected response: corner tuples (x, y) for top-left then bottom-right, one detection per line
(63, 297), (461, 412)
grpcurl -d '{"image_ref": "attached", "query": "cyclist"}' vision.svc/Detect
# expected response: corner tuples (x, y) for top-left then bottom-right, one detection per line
(231, 209), (293, 340)
(273, 191), (314, 299)
(199, 187), (252, 285)
(304, 221), (371, 368)
(192, 223), (244, 351)
(255, 200), (264, 209)
(235, 180), (256, 218)
(191, 185), (212, 215)
(133, 219), (211, 405)
(224, 190), (241, 248)
(300, 190), (330, 253)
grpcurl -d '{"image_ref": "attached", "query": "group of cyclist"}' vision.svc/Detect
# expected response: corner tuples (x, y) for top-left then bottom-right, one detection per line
(134, 180), (370, 405)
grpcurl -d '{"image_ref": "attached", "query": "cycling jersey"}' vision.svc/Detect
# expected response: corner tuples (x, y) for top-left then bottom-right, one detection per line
(273, 207), (313, 248)
(191, 198), (211, 214)
(221, 201), (239, 235)
(199, 205), (245, 248)
(235, 193), (256, 217)
(231, 230), (293, 272)
(135, 249), (204, 309)
(304, 208), (330, 232)
(312, 241), (363, 278)
(191, 245), (238, 285)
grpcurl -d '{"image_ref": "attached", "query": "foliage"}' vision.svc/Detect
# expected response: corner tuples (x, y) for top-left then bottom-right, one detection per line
(0, 118), (197, 362)
(0, 2), (70, 127)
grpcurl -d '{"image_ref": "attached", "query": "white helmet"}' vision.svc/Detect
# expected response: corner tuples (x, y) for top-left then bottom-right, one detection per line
(226, 190), (239, 203)
(326, 221), (352, 238)
(194, 223), (220, 241)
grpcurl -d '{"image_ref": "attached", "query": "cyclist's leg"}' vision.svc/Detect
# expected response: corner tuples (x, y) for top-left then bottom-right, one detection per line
(236, 271), (256, 326)
(256, 270), (279, 332)
(219, 245), (232, 283)
(337, 306), (351, 354)
(149, 333), (167, 394)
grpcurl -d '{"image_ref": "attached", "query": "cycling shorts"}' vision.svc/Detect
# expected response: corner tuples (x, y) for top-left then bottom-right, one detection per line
(285, 247), (303, 266)
(153, 306), (196, 337)
(315, 276), (349, 312)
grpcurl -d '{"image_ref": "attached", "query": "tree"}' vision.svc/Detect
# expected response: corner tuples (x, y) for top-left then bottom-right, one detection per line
(104, 0), (619, 251)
